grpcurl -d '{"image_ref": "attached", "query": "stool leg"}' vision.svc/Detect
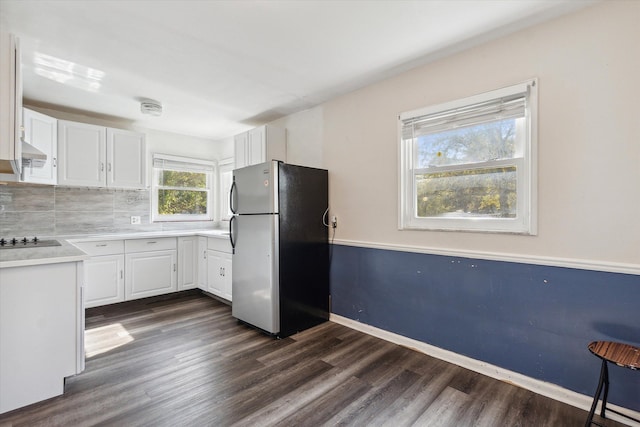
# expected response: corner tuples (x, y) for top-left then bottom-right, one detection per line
(600, 361), (609, 419)
(585, 359), (607, 427)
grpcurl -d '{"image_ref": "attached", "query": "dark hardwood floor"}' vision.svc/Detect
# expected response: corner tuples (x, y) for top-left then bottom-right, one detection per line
(0, 291), (627, 427)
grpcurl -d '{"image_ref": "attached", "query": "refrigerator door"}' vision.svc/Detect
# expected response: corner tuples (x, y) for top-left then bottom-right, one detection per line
(231, 214), (280, 334)
(277, 164), (330, 337)
(231, 161), (279, 215)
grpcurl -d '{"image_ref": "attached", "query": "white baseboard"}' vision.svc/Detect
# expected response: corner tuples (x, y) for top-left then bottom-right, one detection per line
(330, 314), (640, 427)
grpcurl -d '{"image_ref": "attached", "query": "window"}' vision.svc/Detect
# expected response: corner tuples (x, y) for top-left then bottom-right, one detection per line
(152, 154), (215, 222)
(398, 80), (537, 234)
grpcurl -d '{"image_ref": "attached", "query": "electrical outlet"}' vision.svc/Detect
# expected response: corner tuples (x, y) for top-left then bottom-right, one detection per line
(331, 215), (338, 229)
(130, 216), (141, 225)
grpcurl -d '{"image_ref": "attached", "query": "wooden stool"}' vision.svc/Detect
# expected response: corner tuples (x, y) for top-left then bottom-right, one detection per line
(585, 341), (640, 426)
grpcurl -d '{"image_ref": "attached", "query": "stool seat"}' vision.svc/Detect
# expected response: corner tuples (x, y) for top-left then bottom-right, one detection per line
(585, 341), (640, 427)
(588, 341), (640, 370)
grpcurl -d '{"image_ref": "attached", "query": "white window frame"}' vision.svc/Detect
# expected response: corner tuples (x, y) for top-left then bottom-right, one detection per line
(218, 158), (234, 222)
(398, 80), (538, 234)
(151, 153), (216, 222)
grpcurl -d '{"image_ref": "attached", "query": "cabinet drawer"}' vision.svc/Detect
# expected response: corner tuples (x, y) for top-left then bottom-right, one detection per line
(74, 240), (124, 256)
(208, 236), (232, 253)
(126, 237), (177, 253)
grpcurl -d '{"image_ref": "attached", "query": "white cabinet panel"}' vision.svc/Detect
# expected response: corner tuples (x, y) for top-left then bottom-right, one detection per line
(207, 250), (232, 301)
(197, 236), (207, 290)
(21, 108), (57, 185)
(125, 237), (176, 253)
(106, 128), (146, 189)
(234, 124), (286, 169)
(0, 262), (81, 414)
(178, 236), (197, 290)
(0, 32), (22, 175)
(57, 120), (146, 188)
(57, 120), (105, 187)
(125, 250), (177, 300)
(84, 254), (124, 308)
(73, 239), (124, 256)
(234, 131), (249, 169)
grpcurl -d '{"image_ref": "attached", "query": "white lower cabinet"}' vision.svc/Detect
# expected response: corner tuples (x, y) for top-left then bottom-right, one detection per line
(197, 236), (208, 290)
(125, 238), (177, 301)
(84, 254), (125, 308)
(73, 240), (125, 308)
(206, 236), (233, 301)
(0, 261), (83, 414)
(178, 236), (198, 290)
(76, 234), (229, 308)
(207, 251), (232, 301)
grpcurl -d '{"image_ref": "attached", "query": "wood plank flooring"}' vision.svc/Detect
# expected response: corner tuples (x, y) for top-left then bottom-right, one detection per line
(0, 291), (627, 427)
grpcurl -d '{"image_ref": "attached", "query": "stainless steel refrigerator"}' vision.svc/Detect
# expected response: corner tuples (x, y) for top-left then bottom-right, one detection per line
(229, 160), (329, 338)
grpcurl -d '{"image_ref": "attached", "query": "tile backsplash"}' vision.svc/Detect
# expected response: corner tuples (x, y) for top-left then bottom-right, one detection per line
(0, 184), (216, 237)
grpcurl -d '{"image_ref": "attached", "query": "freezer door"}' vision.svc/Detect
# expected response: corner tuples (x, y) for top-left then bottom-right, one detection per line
(231, 214), (280, 334)
(231, 161), (279, 214)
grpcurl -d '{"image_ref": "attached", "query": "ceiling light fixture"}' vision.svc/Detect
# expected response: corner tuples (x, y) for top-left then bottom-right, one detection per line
(140, 99), (163, 116)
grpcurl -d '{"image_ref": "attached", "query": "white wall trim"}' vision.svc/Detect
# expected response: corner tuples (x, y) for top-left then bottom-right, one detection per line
(332, 239), (640, 276)
(330, 314), (640, 427)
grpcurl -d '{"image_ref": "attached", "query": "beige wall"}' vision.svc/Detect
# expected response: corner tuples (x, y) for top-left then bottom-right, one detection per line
(283, 1), (640, 269)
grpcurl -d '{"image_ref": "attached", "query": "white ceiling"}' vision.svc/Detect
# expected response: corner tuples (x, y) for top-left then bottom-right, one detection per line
(1, 0), (594, 141)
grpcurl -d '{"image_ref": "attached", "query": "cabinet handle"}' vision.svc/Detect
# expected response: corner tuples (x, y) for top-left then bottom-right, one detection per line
(120, 270), (123, 279)
(147, 241), (157, 244)
(204, 250), (207, 259)
(108, 163), (112, 172)
(219, 267), (223, 276)
(53, 157), (57, 168)
(96, 244), (107, 247)
(100, 162), (104, 172)
(174, 263), (176, 272)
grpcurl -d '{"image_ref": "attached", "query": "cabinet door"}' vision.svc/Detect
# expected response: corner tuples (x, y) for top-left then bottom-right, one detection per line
(106, 128), (146, 189)
(177, 236), (197, 290)
(207, 250), (231, 301)
(21, 108), (57, 185)
(57, 120), (106, 187)
(264, 125), (286, 163)
(234, 132), (248, 169)
(207, 250), (224, 297)
(197, 237), (208, 290)
(125, 250), (177, 300)
(221, 253), (232, 301)
(247, 126), (266, 166)
(84, 254), (124, 308)
(0, 32), (21, 175)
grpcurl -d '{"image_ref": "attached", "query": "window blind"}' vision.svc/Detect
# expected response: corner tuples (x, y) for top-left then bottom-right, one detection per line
(152, 154), (215, 173)
(401, 93), (526, 139)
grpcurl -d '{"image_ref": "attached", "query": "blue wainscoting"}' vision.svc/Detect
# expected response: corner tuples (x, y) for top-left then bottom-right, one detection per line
(330, 244), (640, 411)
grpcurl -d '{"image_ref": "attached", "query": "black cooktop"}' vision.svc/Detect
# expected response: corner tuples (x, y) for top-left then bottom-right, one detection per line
(0, 237), (62, 249)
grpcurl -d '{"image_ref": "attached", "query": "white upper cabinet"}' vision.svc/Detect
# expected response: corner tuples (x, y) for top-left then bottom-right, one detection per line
(234, 124), (286, 169)
(106, 128), (146, 189)
(21, 108), (57, 185)
(0, 32), (22, 175)
(57, 121), (105, 187)
(57, 120), (146, 188)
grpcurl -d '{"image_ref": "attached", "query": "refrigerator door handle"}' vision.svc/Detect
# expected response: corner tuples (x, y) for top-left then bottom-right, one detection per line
(229, 181), (237, 214)
(229, 215), (236, 251)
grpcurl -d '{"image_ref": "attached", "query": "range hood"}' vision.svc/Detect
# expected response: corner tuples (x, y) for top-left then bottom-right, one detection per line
(21, 139), (46, 168)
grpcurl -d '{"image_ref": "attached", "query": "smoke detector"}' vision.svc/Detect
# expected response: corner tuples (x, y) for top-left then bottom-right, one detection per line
(140, 99), (162, 116)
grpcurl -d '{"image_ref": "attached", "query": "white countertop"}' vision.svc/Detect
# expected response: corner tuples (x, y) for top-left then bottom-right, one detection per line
(66, 229), (230, 243)
(0, 229), (231, 269)
(0, 240), (89, 269)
